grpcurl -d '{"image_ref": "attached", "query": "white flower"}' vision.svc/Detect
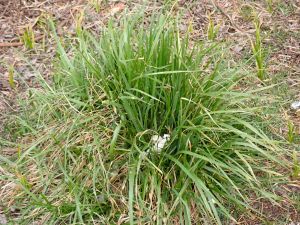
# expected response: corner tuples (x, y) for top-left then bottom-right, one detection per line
(151, 134), (170, 153)
(291, 101), (300, 110)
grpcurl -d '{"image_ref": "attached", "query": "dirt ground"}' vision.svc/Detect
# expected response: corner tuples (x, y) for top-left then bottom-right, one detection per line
(0, 0), (299, 224)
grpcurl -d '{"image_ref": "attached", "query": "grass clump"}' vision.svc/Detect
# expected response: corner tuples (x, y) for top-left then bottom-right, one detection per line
(1, 14), (290, 224)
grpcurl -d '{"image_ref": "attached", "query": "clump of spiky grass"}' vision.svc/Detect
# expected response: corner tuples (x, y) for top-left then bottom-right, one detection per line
(251, 18), (266, 81)
(0, 14), (290, 224)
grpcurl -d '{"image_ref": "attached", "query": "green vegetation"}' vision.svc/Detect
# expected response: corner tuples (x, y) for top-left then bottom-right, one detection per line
(287, 120), (295, 143)
(240, 5), (254, 22)
(292, 151), (300, 179)
(251, 19), (266, 81)
(8, 65), (15, 89)
(21, 26), (35, 49)
(276, 1), (296, 16)
(0, 13), (293, 224)
(207, 16), (220, 41)
(265, 0), (274, 13)
(88, 0), (102, 13)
